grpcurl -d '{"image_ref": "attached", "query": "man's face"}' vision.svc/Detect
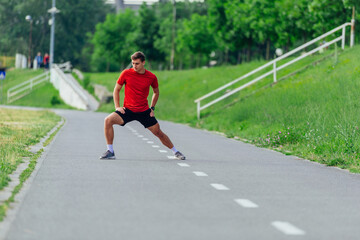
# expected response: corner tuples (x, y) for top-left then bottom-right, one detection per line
(132, 59), (145, 73)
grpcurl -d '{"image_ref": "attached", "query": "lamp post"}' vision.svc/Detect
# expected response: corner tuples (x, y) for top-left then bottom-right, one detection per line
(25, 15), (33, 68)
(48, 0), (60, 69)
(350, 6), (355, 47)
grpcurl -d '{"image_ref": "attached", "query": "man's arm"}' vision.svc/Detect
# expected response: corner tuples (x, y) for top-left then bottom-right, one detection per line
(113, 83), (124, 113)
(150, 87), (159, 117)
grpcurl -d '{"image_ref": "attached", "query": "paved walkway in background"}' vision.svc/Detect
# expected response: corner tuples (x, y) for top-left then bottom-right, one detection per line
(2, 109), (360, 240)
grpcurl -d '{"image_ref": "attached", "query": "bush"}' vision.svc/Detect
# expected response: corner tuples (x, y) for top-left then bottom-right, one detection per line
(50, 96), (61, 106)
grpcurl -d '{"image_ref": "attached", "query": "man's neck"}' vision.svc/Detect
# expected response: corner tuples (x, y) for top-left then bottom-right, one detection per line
(135, 69), (146, 74)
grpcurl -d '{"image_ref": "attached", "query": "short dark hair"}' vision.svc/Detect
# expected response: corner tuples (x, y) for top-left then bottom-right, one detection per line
(131, 51), (146, 62)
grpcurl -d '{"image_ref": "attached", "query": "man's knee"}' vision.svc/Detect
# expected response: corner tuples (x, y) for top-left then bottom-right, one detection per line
(104, 115), (114, 127)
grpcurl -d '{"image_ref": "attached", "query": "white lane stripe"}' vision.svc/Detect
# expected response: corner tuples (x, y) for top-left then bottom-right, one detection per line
(142, 138), (149, 140)
(234, 199), (259, 208)
(177, 163), (190, 167)
(193, 171), (208, 177)
(147, 141), (154, 144)
(152, 145), (160, 148)
(138, 135), (144, 137)
(271, 221), (305, 235)
(210, 183), (229, 190)
(167, 156), (176, 159)
(159, 150), (167, 153)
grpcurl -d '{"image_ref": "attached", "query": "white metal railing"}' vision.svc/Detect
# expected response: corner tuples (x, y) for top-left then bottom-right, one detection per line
(52, 64), (89, 104)
(57, 61), (72, 72)
(51, 63), (89, 110)
(7, 71), (50, 103)
(195, 21), (354, 119)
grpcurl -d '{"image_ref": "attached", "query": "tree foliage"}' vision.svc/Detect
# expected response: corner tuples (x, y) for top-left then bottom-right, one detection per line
(0, 0), (109, 68)
(1, 0), (358, 71)
(91, 9), (137, 71)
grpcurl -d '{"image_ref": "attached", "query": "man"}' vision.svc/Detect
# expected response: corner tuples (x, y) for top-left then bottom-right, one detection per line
(100, 51), (186, 160)
(35, 52), (43, 69)
(43, 53), (49, 69)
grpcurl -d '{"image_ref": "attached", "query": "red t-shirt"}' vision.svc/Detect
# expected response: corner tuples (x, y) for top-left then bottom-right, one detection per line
(117, 68), (159, 112)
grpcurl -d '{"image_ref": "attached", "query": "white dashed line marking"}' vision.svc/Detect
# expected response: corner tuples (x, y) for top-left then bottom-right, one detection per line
(210, 183), (229, 190)
(147, 141), (154, 144)
(271, 221), (305, 235)
(142, 138), (149, 140)
(234, 199), (259, 208)
(193, 171), (208, 177)
(167, 156), (176, 159)
(152, 145), (160, 148)
(138, 135), (144, 137)
(177, 163), (190, 167)
(159, 150), (167, 153)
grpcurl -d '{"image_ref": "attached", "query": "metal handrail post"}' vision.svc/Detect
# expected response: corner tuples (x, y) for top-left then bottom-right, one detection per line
(342, 26), (346, 49)
(273, 61), (277, 83)
(197, 101), (200, 120)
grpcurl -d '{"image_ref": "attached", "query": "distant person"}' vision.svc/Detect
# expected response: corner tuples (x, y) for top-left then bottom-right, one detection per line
(35, 52), (43, 69)
(100, 51), (186, 160)
(44, 53), (49, 69)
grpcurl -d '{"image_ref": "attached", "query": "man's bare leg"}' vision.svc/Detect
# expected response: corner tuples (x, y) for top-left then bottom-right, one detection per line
(100, 112), (124, 159)
(147, 123), (174, 148)
(104, 112), (124, 144)
(148, 123), (186, 160)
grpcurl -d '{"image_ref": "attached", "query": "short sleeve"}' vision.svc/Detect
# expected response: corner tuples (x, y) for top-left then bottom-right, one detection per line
(151, 75), (159, 88)
(117, 70), (127, 85)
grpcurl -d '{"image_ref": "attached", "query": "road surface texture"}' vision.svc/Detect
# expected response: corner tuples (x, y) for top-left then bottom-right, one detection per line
(2, 109), (360, 240)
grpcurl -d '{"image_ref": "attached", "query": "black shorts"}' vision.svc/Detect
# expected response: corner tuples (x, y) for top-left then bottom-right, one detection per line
(115, 108), (158, 128)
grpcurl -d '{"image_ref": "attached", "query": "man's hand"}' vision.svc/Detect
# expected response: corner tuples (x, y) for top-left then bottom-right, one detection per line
(150, 109), (155, 117)
(116, 107), (125, 114)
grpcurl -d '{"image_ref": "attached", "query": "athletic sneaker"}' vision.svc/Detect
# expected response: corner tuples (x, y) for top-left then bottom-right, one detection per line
(175, 151), (186, 160)
(100, 150), (115, 159)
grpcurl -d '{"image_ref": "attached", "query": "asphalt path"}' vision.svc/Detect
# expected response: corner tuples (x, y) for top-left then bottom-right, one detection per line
(3, 109), (360, 240)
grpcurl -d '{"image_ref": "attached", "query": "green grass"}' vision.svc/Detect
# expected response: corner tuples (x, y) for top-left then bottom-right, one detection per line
(0, 108), (61, 191)
(1, 69), (44, 92)
(1, 69), (73, 108)
(0, 107), (61, 221)
(8, 82), (73, 109)
(85, 45), (360, 173)
(87, 48), (335, 117)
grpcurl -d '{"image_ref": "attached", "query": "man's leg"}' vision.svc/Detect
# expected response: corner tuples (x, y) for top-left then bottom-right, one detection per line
(100, 112), (124, 159)
(148, 123), (186, 160)
(147, 123), (174, 148)
(104, 112), (124, 145)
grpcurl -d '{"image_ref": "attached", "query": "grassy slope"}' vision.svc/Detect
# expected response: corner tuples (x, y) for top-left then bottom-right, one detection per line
(0, 108), (61, 190)
(2, 69), (72, 109)
(86, 46), (359, 172)
(200, 46), (360, 173)
(87, 50), (333, 116)
(0, 108), (61, 220)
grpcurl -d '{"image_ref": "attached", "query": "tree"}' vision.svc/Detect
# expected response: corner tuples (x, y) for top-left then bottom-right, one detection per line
(177, 14), (216, 68)
(224, 0), (256, 62)
(247, 0), (278, 60)
(134, 3), (164, 66)
(55, 0), (109, 65)
(91, 9), (137, 71)
(0, 0), (109, 67)
(208, 0), (234, 64)
(0, 0), (52, 58)
(274, 0), (314, 52)
(308, 0), (349, 37)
